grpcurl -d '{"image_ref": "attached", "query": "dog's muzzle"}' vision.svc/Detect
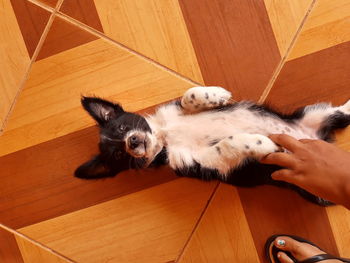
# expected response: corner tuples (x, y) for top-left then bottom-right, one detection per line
(128, 135), (143, 149)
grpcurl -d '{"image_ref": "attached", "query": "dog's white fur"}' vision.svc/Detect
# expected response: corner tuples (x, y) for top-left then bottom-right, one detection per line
(126, 86), (350, 175)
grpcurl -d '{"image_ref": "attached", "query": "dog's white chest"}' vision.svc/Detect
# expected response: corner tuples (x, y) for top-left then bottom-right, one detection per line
(151, 104), (313, 148)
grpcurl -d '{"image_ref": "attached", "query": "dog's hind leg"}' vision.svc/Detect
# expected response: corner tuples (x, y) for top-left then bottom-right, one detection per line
(295, 100), (350, 141)
(296, 100), (349, 129)
(180, 86), (232, 113)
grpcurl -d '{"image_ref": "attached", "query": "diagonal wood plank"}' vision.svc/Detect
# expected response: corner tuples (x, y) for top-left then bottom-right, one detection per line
(327, 205), (350, 258)
(0, 125), (177, 229)
(15, 235), (73, 263)
(264, 0), (313, 57)
(18, 179), (217, 263)
(0, 0), (31, 131)
(178, 183), (260, 263)
(179, 0), (281, 101)
(238, 185), (339, 263)
(60, 0), (204, 84)
(265, 41), (350, 112)
(288, 0), (350, 61)
(0, 226), (24, 263)
(10, 0), (51, 58)
(0, 36), (197, 156)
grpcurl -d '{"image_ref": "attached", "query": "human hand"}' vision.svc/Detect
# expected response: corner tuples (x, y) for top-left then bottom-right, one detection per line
(261, 134), (350, 208)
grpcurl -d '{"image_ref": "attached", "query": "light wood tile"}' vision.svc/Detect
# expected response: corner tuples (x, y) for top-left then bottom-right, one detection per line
(0, 0), (31, 130)
(327, 205), (350, 258)
(179, 183), (260, 263)
(19, 179), (217, 263)
(326, 128), (350, 258)
(15, 235), (72, 263)
(264, 0), (313, 56)
(91, 0), (203, 83)
(0, 38), (196, 156)
(288, 0), (350, 60)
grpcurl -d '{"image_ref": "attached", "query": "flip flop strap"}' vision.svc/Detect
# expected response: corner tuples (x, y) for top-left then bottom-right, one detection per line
(299, 253), (343, 263)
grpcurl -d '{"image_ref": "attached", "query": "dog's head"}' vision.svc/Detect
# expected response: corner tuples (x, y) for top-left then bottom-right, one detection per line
(75, 97), (161, 179)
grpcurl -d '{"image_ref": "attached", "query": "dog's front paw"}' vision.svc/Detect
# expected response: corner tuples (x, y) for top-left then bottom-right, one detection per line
(181, 86), (232, 112)
(246, 135), (282, 158)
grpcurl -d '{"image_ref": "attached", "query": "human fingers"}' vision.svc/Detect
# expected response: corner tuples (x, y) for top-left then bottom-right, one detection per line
(299, 139), (315, 144)
(261, 152), (298, 169)
(268, 134), (303, 153)
(271, 169), (298, 184)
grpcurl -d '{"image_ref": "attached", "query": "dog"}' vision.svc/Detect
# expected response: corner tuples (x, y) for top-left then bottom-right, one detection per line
(75, 86), (350, 206)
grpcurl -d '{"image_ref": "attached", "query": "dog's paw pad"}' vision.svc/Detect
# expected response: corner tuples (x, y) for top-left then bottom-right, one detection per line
(246, 135), (280, 157)
(181, 86), (232, 111)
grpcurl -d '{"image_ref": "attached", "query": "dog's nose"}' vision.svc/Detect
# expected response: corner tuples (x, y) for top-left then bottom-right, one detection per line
(129, 135), (141, 149)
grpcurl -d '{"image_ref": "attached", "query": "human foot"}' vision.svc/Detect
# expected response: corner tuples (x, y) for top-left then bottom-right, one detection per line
(265, 235), (350, 263)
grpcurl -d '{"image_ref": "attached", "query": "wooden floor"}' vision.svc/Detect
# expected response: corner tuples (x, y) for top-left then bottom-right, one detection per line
(1, 0), (350, 262)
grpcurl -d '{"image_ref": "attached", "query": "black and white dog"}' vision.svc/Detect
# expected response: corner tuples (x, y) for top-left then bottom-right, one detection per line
(75, 86), (350, 206)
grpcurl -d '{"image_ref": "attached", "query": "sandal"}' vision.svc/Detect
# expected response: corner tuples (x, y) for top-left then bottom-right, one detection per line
(265, 234), (350, 263)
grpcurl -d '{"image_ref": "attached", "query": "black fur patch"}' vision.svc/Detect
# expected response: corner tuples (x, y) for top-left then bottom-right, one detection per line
(318, 111), (350, 142)
(176, 158), (332, 206)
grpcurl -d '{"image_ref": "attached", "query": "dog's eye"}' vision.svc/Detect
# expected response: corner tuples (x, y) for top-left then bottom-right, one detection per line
(119, 124), (126, 132)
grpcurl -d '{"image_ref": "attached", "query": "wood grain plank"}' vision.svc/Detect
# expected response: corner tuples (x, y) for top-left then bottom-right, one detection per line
(0, 38), (196, 156)
(36, 16), (98, 61)
(264, 0), (313, 56)
(179, 184), (260, 263)
(0, 0), (31, 131)
(179, 0), (281, 101)
(266, 41), (350, 112)
(326, 129), (350, 258)
(15, 235), (73, 263)
(327, 206), (350, 258)
(288, 0), (350, 60)
(19, 179), (217, 263)
(10, 0), (51, 57)
(58, 0), (103, 32)
(60, 0), (204, 84)
(238, 185), (339, 263)
(0, 226), (24, 263)
(0, 125), (177, 229)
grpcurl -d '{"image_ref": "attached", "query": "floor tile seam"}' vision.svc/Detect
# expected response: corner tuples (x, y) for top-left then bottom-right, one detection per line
(1, 3), (58, 135)
(54, 11), (202, 87)
(174, 181), (220, 263)
(0, 223), (76, 263)
(26, 0), (55, 12)
(258, 0), (318, 104)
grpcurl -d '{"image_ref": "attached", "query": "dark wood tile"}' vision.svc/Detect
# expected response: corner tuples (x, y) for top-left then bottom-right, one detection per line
(179, 0), (280, 101)
(266, 41), (350, 112)
(10, 0), (51, 58)
(0, 125), (177, 229)
(238, 185), (339, 263)
(36, 16), (98, 61)
(0, 227), (24, 263)
(60, 0), (103, 32)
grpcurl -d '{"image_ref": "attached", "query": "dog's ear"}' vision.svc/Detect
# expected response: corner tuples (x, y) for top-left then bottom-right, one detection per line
(74, 155), (115, 179)
(81, 97), (124, 126)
